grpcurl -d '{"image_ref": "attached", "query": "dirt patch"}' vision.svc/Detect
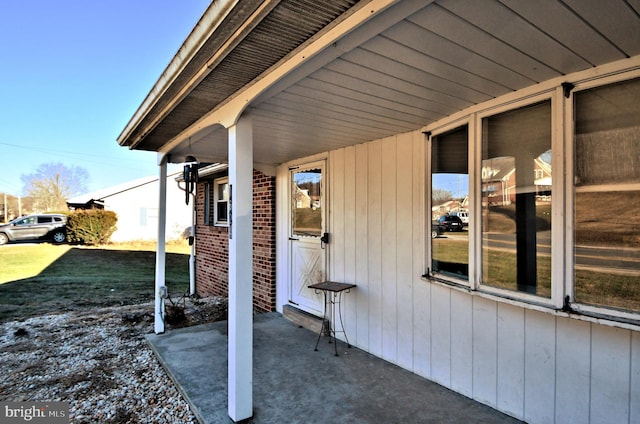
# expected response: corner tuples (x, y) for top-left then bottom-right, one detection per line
(0, 296), (227, 423)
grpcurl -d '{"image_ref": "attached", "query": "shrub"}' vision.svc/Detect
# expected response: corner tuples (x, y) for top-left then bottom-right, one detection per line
(66, 210), (118, 245)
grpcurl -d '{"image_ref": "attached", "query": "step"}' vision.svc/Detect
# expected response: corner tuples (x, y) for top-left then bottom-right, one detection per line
(282, 304), (325, 334)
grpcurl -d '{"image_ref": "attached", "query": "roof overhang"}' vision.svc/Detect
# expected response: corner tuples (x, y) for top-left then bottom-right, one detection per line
(118, 0), (640, 167)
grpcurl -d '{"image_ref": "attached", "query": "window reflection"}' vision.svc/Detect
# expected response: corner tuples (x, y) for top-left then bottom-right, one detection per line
(431, 126), (469, 280)
(574, 78), (640, 312)
(292, 169), (322, 237)
(481, 101), (552, 297)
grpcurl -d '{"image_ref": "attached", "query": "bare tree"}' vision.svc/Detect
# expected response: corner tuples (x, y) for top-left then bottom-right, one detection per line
(21, 163), (89, 212)
(432, 188), (454, 206)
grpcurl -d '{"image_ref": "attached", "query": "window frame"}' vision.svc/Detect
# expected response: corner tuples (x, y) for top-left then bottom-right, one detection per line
(424, 62), (640, 325)
(565, 72), (640, 323)
(474, 91), (562, 309)
(427, 118), (474, 288)
(213, 176), (230, 227)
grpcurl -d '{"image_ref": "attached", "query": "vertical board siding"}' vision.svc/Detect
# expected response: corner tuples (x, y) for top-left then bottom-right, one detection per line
(590, 325), (631, 424)
(329, 149), (347, 343)
(473, 296), (499, 406)
(555, 317), (591, 424)
(367, 139), (383, 357)
(307, 129), (639, 424)
(381, 137), (398, 362)
(450, 290), (473, 397)
(343, 146), (358, 345)
(430, 284), (452, 386)
(497, 303), (525, 420)
(354, 142), (369, 349)
(330, 150), (345, 285)
(411, 132), (431, 378)
(524, 311), (556, 424)
(395, 132), (415, 370)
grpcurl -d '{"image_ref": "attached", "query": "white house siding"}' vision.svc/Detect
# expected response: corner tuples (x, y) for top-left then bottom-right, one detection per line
(104, 177), (190, 242)
(278, 130), (640, 424)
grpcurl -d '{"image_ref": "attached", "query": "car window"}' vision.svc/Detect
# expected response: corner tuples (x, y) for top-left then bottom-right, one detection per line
(54, 217), (63, 222)
(38, 217), (53, 223)
(16, 217), (36, 225)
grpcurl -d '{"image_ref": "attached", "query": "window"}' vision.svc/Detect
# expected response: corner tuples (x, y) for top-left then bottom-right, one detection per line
(17, 217), (35, 225)
(37, 216), (52, 223)
(214, 177), (230, 226)
(431, 125), (469, 281)
(424, 66), (640, 323)
(481, 100), (552, 298)
(573, 77), (640, 313)
(291, 168), (322, 237)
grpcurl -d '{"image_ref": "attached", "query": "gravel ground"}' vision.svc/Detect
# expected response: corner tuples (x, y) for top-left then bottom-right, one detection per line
(0, 297), (227, 423)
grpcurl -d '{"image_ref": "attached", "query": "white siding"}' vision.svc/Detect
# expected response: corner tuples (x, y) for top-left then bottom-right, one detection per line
(497, 303), (525, 419)
(278, 129), (639, 424)
(104, 176), (190, 242)
(555, 318), (591, 424)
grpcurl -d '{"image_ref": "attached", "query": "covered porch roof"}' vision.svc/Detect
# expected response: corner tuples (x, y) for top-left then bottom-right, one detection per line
(117, 0), (640, 165)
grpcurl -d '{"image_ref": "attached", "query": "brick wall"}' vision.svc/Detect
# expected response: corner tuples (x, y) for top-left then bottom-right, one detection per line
(194, 169), (276, 312)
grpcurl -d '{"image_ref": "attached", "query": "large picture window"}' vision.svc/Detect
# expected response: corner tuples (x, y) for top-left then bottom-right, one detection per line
(573, 78), (640, 313)
(481, 101), (552, 297)
(425, 68), (640, 324)
(431, 125), (469, 281)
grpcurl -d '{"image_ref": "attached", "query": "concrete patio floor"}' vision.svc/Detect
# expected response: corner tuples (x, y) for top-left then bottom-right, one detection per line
(146, 313), (523, 424)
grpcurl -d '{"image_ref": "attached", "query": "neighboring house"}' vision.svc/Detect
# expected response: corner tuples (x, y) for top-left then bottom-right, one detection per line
(67, 173), (191, 242)
(116, 2), (640, 423)
(481, 156), (553, 206)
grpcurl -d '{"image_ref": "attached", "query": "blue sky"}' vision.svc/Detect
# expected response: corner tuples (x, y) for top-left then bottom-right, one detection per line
(0, 1), (211, 196)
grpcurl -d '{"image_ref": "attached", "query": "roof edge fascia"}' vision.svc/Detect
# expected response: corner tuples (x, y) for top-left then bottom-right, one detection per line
(159, 0), (419, 156)
(117, 0), (241, 148)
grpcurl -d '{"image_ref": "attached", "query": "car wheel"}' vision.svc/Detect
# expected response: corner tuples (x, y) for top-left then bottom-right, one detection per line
(52, 231), (66, 244)
(431, 229), (439, 239)
(0, 233), (8, 245)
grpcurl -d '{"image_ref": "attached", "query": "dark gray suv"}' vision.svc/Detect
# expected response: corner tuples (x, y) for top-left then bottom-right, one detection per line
(0, 214), (67, 245)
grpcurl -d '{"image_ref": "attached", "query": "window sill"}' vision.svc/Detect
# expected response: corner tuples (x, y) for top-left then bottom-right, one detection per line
(421, 274), (640, 332)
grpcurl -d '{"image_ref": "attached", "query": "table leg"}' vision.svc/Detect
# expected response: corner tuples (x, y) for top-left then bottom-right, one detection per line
(314, 290), (328, 352)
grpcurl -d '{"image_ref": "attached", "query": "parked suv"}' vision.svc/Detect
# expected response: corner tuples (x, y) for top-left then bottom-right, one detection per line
(437, 214), (464, 232)
(0, 214), (67, 245)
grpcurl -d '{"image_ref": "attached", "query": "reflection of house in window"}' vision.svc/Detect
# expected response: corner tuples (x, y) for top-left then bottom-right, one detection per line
(481, 155), (552, 206)
(534, 156), (552, 202)
(293, 185), (311, 208)
(481, 157), (515, 206)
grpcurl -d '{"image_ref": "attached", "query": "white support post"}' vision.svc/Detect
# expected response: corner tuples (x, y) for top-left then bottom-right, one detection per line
(227, 114), (253, 422)
(154, 155), (168, 334)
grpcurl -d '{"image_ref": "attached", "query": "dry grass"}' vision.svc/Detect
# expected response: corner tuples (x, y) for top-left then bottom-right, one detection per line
(0, 241), (192, 322)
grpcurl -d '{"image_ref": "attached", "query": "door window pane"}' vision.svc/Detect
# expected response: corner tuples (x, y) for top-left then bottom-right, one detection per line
(481, 101), (552, 297)
(574, 78), (640, 312)
(292, 169), (322, 237)
(431, 126), (469, 280)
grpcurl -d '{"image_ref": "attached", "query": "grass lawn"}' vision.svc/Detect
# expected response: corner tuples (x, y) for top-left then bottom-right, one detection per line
(0, 241), (191, 322)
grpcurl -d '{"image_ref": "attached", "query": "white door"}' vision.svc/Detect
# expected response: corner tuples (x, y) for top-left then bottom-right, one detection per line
(288, 161), (327, 316)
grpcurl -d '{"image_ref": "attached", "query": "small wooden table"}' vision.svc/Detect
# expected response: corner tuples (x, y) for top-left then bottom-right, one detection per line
(308, 281), (356, 356)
